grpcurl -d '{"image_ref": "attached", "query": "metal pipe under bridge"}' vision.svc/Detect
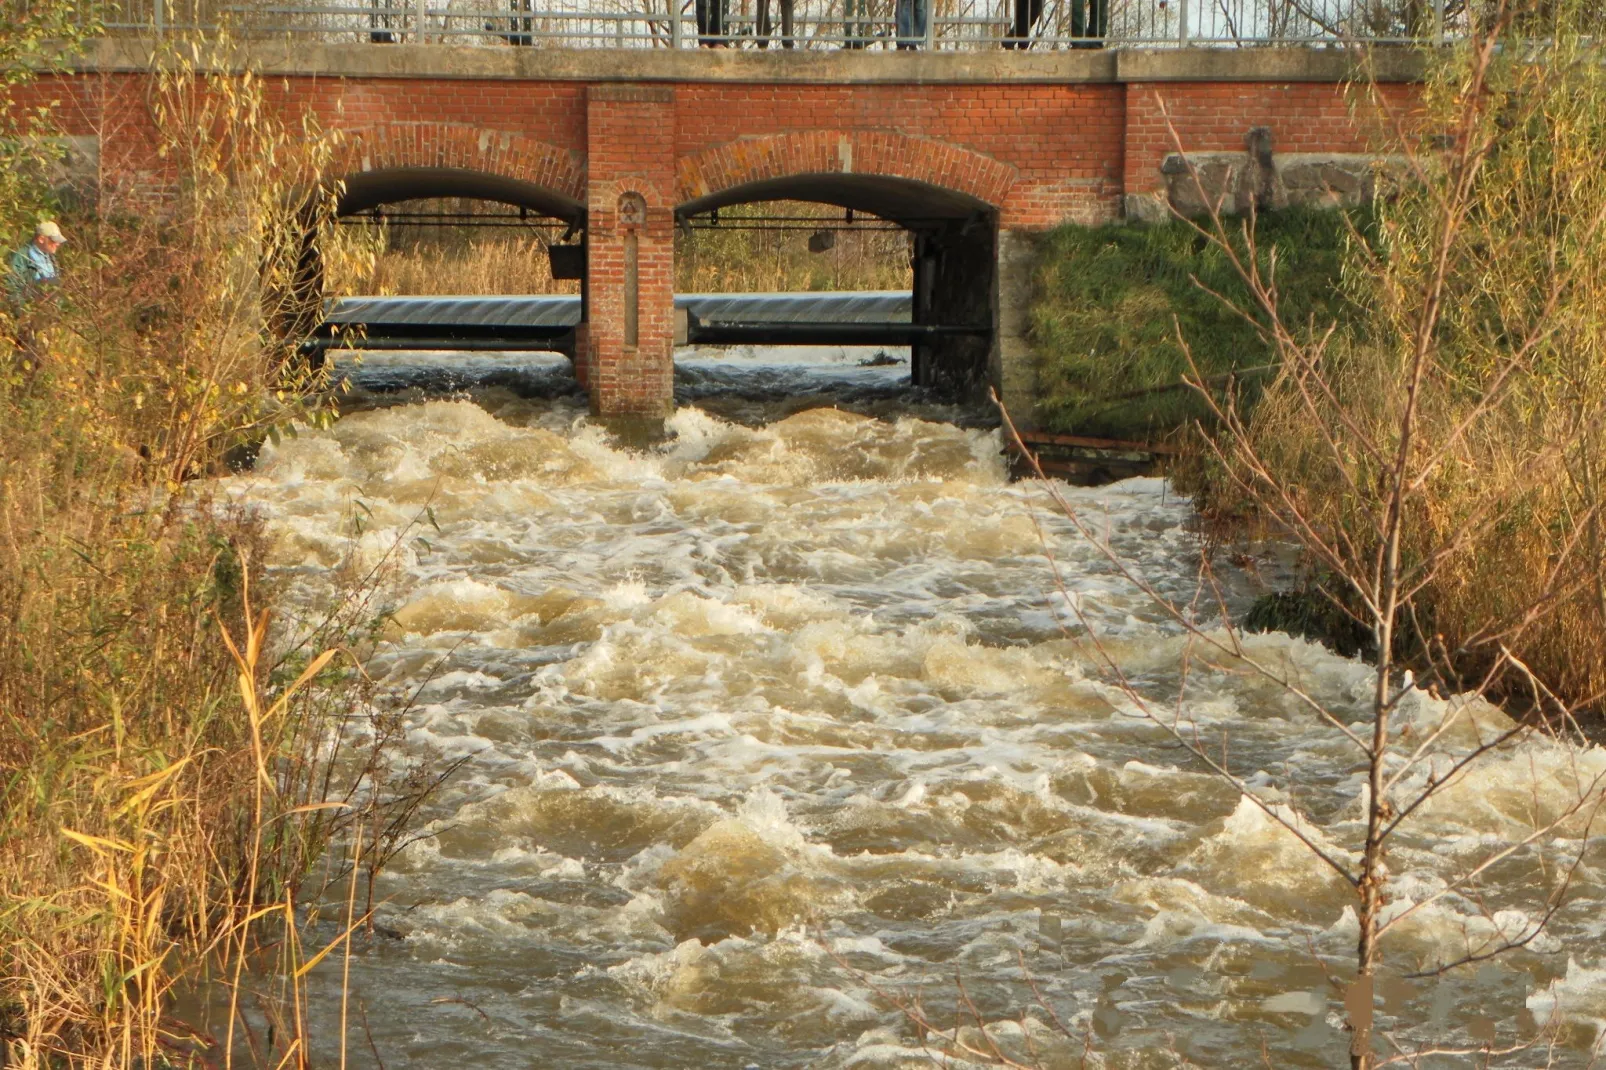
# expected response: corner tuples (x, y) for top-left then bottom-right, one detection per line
(305, 291), (987, 356)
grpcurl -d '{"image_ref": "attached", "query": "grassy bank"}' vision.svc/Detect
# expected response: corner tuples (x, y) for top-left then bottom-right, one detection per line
(1057, 11), (1606, 714)
(1, 38), (425, 1065)
(1028, 207), (1366, 440)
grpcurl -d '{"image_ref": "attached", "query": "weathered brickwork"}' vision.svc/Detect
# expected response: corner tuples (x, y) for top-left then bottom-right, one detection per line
(672, 83), (1125, 227)
(584, 86), (677, 420)
(676, 129), (1019, 217)
(10, 62), (1414, 418)
(337, 124), (586, 204)
(1122, 80), (1414, 200)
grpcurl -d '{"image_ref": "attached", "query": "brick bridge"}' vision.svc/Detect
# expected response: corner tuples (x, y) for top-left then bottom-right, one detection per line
(26, 43), (1420, 426)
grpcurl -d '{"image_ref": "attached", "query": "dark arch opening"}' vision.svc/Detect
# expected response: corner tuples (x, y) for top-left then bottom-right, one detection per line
(677, 173), (989, 230)
(337, 166), (586, 226)
(281, 166), (590, 375)
(676, 174), (998, 400)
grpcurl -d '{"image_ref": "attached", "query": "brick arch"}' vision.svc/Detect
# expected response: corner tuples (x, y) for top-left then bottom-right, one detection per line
(675, 130), (1016, 219)
(334, 123), (587, 212)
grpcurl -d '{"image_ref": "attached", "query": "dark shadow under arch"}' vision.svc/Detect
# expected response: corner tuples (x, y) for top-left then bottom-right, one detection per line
(676, 173), (990, 230)
(676, 174), (998, 399)
(337, 166), (586, 226)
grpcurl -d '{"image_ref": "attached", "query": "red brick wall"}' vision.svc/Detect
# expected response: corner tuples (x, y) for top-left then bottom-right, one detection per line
(265, 76), (588, 151)
(1123, 80), (1413, 197)
(334, 123), (586, 204)
(673, 83), (1125, 226)
(7, 73), (168, 206)
(11, 70), (1414, 225)
(6, 71), (108, 139)
(676, 129), (1018, 215)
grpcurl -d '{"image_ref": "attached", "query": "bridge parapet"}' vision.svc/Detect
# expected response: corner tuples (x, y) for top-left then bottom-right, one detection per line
(87, 0), (1457, 50)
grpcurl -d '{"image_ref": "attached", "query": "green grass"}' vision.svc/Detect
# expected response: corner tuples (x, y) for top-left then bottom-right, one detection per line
(1028, 207), (1370, 439)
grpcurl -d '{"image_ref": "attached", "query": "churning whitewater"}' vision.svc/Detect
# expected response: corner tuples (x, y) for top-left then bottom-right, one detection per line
(223, 349), (1606, 1069)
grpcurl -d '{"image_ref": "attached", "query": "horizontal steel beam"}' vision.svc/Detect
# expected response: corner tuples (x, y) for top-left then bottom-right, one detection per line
(301, 333), (576, 352)
(685, 319), (987, 346)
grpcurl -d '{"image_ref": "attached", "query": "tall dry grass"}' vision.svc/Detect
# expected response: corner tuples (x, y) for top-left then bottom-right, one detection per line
(323, 202), (580, 295)
(323, 199), (912, 296)
(676, 202), (912, 292)
(1197, 0), (1606, 711)
(1, 32), (433, 1068)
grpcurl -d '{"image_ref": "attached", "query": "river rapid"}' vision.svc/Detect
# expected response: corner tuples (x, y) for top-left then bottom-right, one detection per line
(223, 346), (1606, 1068)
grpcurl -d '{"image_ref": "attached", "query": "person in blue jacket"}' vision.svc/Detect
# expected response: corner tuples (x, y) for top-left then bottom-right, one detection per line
(5, 220), (66, 309)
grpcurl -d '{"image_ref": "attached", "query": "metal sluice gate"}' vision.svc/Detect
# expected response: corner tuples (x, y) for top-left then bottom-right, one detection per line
(303, 291), (988, 355)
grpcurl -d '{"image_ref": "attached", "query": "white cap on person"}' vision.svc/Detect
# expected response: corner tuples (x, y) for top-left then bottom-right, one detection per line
(36, 221), (66, 243)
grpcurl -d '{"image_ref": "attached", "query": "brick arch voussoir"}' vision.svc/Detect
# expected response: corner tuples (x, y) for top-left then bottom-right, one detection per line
(676, 130), (1016, 212)
(336, 123), (586, 205)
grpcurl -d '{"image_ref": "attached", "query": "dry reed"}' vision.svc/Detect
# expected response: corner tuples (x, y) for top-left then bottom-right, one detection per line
(323, 201), (579, 295)
(323, 199), (912, 296)
(1206, 3), (1606, 712)
(1, 30), (435, 1068)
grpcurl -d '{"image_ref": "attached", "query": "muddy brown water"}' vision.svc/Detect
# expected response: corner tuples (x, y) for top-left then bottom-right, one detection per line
(221, 347), (1606, 1068)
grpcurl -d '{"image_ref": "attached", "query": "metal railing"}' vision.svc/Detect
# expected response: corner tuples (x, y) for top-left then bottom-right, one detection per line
(86, 0), (1460, 48)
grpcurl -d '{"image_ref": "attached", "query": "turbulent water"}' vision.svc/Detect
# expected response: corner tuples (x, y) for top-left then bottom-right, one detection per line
(224, 346), (1606, 1069)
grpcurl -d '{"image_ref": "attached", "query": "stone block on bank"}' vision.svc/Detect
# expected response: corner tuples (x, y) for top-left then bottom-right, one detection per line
(1141, 130), (1404, 222)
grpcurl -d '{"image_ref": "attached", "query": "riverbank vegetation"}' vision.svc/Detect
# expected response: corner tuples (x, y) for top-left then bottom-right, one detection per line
(675, 203), (912, 293)
(323, 202), (580, 295)
(1028, 206), (1366, 440)
(1011, 6), (1606, 1065)
(1198, 3), (1606, 714)
(1027, 8), (1606, 717)
(1, 36), (423, 1066)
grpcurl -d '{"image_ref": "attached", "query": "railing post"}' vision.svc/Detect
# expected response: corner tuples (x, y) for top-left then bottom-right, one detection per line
(671, 0), (682, 48)
(1177, 0), (1189, 46)
(924, 0), (935, 50)
(414, 0), (426, 41)
(1431, 0), (1444, 43)
(153, 0), (164, 36)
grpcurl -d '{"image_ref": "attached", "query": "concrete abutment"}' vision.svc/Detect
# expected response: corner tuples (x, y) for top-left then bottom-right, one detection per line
(992, 228), (1040, 430)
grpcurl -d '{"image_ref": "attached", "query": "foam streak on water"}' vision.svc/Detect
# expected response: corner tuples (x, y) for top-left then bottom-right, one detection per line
(223, 353), (1606, 1069)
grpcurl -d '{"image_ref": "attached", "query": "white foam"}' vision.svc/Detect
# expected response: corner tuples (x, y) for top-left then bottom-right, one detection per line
(1527, 958), (1606, 1042)
(214, 384), (1605, 1067)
